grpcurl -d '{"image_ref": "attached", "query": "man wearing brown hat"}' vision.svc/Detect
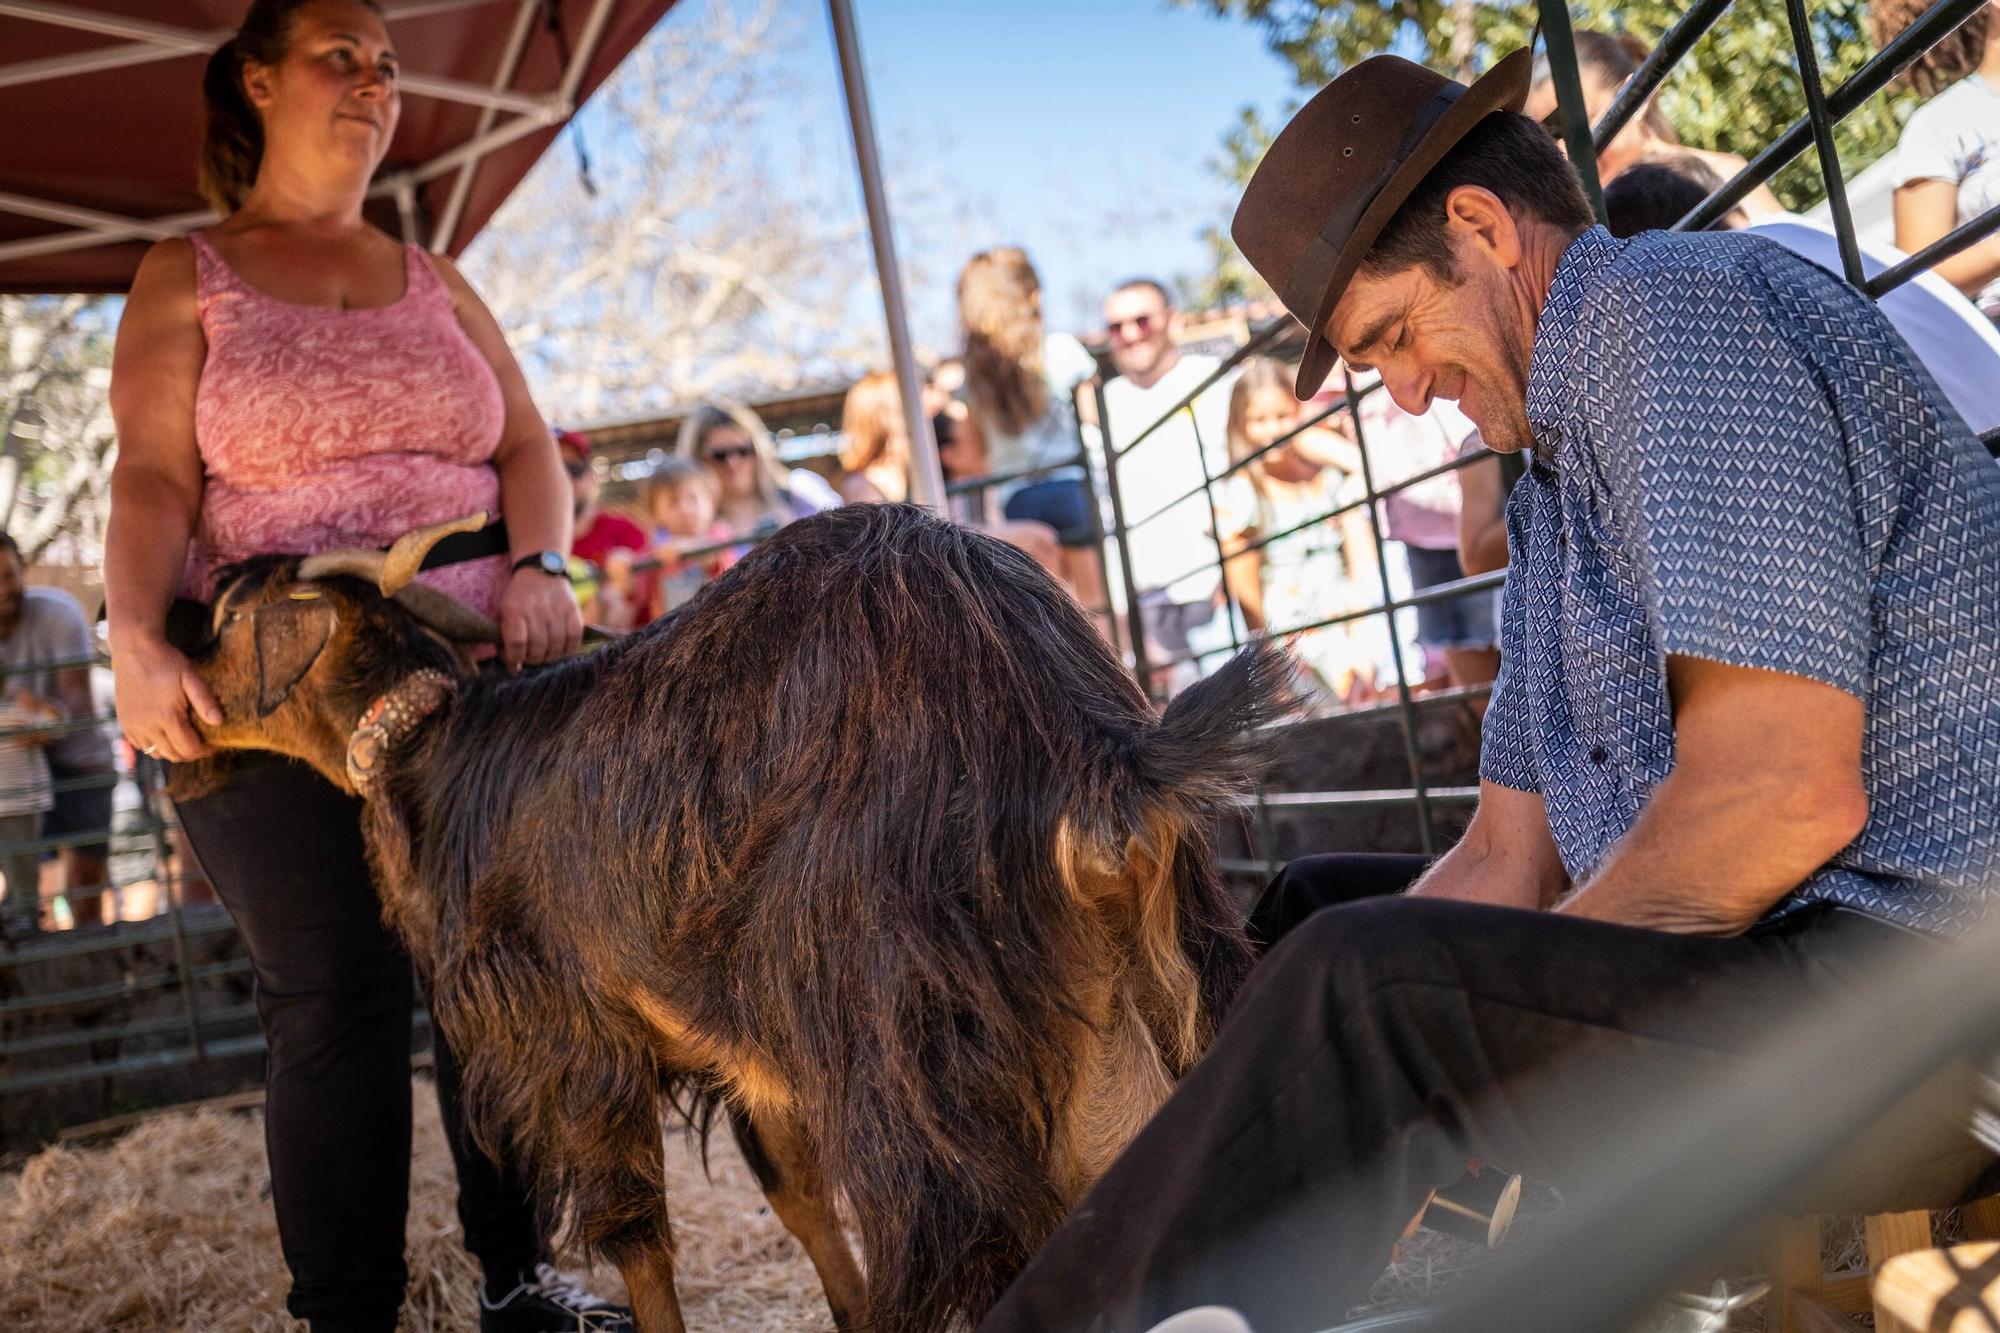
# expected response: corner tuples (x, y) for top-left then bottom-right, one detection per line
(978, 46), (2000, 1333)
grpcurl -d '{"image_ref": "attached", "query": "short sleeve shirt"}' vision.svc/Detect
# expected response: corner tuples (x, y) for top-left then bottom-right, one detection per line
(1103, 356), (1241, 603)
(1481, 227), (2000, 935)
(0, 587), (112, 772)
(1893, 73), (2000, 312)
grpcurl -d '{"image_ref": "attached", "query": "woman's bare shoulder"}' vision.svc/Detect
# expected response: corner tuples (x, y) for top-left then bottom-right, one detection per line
(131, 236), (198, 289)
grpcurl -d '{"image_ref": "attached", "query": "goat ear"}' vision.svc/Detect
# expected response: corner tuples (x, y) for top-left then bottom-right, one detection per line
(252, 599), (337, 717)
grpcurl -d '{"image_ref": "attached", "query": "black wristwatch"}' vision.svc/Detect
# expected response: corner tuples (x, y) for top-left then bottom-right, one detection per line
(511, 549), (568, 578)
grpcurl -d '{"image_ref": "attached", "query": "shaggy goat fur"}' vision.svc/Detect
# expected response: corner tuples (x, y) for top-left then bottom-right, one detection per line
(194, 503), (1291, 1331)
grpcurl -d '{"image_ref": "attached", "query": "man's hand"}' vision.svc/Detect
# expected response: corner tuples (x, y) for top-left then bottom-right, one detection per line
(1556, 656), (1866, 935)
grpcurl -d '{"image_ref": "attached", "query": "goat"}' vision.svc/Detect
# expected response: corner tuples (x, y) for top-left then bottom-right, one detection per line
(180, 502), (1289, 1333)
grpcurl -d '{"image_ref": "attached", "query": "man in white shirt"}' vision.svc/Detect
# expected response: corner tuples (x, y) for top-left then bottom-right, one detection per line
(1099, 279), (1241, 692)
(1601, 158), (2000, 436)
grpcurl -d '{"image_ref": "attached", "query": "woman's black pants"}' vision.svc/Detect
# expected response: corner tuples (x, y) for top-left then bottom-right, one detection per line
(977, 853), (1998, 1333)
(176, 751), (542, 1332)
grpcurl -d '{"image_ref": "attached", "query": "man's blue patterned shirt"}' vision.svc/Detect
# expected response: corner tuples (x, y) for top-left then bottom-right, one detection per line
(1480, 226), (2000, 934)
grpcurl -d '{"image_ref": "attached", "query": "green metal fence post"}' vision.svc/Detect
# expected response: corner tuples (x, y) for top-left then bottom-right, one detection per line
(1537, 0), (1607, 226)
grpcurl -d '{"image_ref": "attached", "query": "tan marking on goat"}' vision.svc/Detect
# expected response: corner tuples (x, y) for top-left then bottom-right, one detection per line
(626, 989), (795, 1118)
(1126, 807), (1208, 1068)
(1050, 967), (1176, 1203)
(1054, 811), (1207, 1069)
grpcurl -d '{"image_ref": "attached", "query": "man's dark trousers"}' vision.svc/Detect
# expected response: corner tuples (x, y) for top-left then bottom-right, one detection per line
(976, 854), (1996, 1333)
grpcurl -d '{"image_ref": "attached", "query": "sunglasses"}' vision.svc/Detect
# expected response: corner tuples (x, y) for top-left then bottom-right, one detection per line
(1107, 313), (1160, 339)
(704, 446), (755, 464)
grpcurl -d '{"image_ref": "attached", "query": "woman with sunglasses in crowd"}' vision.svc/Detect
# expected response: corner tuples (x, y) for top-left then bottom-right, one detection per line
(675, 401), (840, 547)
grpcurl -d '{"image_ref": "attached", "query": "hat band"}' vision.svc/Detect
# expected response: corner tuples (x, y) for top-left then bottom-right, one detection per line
(1279, 80), (1467, 323)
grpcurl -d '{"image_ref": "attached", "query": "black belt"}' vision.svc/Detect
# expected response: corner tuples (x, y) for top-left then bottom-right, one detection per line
(158, 520), (513, 654)
(418, 519), (510, 569)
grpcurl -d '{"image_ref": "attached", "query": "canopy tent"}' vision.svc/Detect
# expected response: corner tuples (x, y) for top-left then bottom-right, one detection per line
(0, 0), (678, 292)
(0, 0), (945, 505)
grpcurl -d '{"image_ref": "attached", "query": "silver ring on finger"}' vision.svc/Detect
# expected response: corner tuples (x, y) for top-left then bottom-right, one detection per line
(142, 743), (161, 757)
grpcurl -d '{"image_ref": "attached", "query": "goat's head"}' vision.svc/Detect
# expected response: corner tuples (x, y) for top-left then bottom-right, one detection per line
(185, 513), (502, 791)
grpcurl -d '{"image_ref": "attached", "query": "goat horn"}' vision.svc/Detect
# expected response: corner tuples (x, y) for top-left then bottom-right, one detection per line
(391, 582), (503, 644)
(381, 512), (490, 596)
(297, 546), (388, 584)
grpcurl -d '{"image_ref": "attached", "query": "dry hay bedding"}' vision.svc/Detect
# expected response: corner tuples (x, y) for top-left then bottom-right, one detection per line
(0, 1079), (827, 1331)
(0, 1081), (1868, 1332)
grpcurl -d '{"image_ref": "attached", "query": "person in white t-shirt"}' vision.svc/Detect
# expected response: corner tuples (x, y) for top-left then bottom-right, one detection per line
(1600, 156), (2000, 436)
(0, 686), (57, 942)
(1099, 278), (1241, 693)
(1874, 0), (2000, 317)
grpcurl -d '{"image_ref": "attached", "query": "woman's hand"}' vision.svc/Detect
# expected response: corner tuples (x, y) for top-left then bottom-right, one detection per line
(111, 630), (221, 763)
(498, 567), (584, 669)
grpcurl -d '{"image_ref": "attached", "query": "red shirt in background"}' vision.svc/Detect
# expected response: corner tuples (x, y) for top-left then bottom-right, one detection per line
(572, 511), (654, 625)
(572, 511), (647, 565)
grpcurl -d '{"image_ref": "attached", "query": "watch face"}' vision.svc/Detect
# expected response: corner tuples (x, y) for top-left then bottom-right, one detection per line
(539, 550), (567, 576)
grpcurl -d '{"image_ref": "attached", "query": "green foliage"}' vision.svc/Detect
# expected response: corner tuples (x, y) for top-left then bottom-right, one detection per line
(1181, 0), (1918, 309)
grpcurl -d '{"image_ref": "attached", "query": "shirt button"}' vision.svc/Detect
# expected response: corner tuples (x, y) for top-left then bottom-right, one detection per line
(1589, 746), (1609, 766)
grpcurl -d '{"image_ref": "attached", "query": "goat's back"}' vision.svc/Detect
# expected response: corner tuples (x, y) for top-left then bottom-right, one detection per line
(506, 504), (1284, 1329)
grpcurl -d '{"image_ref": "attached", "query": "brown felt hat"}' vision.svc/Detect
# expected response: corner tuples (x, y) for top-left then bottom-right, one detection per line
(1232, 47), (1534, 398)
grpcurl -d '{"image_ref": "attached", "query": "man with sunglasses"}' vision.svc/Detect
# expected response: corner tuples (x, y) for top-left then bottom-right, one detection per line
(1100, 279), (1241, 691)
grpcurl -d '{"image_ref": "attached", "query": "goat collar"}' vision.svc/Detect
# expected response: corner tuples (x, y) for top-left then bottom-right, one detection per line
(346, 669), (456, 791)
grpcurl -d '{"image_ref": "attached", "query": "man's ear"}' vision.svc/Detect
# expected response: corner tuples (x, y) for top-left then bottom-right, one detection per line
(253, 598), (337, 717)
(1444, 185), (1523, 269)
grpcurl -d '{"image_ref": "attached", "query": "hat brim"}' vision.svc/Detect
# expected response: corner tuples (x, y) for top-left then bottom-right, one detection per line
(1293, 47), (1534, 399)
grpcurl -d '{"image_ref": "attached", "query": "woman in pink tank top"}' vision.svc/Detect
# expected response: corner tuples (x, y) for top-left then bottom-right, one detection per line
(102, 2), (619, 1329)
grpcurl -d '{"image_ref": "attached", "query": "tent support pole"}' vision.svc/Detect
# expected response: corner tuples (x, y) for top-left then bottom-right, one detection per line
(827, 0), (944, 513)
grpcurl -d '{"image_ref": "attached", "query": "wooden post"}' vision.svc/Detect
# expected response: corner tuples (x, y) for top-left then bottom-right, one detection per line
(1769, 1213), (1824, 1333)
(1867, 1211), (1936, 1333)
(1961, 1195), (2000, 1241)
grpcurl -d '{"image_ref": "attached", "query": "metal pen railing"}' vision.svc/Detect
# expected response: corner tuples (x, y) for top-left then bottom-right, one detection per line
(1093, 332), (1501, 867)
(0, 647), (242, 1101)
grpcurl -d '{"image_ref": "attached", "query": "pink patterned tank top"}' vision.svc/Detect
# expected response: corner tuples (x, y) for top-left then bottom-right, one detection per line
(182, 231), (510, 617)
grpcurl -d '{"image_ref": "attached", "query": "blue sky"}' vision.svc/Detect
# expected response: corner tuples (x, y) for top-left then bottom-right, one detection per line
(760, 0), (1301, 338)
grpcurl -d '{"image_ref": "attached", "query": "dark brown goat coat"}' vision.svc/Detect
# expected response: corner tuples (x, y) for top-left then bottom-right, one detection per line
(187, 503), (1288, 1332)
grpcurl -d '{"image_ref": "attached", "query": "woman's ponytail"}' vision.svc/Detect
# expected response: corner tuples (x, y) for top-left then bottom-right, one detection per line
(198, 38), (262, 215)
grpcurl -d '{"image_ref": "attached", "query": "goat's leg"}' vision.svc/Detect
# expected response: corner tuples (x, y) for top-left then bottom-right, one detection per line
(542, 1062), (684, 1333)
(729, 1103), (867, 1328)
(620, 1249), (687, 1333)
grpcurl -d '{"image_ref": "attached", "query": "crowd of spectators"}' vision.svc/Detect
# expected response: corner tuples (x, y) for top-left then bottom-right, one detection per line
(51, 12), (2000, 945)
(552, 258), (1506, 711)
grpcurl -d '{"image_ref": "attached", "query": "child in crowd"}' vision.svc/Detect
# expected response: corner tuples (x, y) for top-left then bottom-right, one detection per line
(1217, 357), (1381, 708)
(0, 688), (58, 940)
(643, 457), (738, 616)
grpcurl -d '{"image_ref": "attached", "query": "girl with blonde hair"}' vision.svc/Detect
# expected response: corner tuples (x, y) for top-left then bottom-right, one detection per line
(1216, 357), (1381, 706)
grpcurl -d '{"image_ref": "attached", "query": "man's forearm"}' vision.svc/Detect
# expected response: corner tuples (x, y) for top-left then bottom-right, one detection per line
(1556, 766), (1865, 935)
(1409, 822), (1564, 910)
